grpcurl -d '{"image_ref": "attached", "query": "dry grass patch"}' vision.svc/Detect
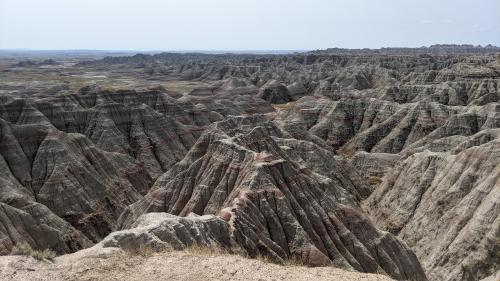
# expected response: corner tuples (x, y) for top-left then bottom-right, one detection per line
(160, 81), (209, 94)
(271, 101), (296, 111)
(183, 243), (230, 256)
(184, 244), (309, 267)
(120, 243), (311, 269)
(282, 257), (308, 267)
(255, 253), (307, 267)
(127, 243), (231, 258)
(367, 175), (383, 187)
(10, 242), (56, 262)
(126, 244), (156, 258)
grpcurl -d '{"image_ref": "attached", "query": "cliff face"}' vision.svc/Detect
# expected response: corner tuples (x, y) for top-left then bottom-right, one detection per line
(117, 115), (426, 280)
(364, 137), (500, 281)
(0, 89), (271, 254)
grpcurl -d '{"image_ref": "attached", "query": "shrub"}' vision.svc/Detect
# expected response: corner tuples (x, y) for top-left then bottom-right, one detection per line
(10, 242), (33, 256)
(183, 243), (229, 256)
(10, 242), (56, 262)
(31, 249), (56, 261)
(367, 175), (383, 187)
(256, 253), (306, 267)
(126, 244), (155, 258)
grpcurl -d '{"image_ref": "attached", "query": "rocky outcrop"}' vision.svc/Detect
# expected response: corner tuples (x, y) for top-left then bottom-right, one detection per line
(77, 48), (499, 107)
(0, 121), (152, 247)
(258, 80), (293, 104)
(275, 96), (499, 157)
(99, 213), (231, 252)
(119, 115), (427, 280)
(0, 202), (92, 255)
(348, 151), (399, 180)
(0, 88), (271, 254)
(364, 137), (499, 281)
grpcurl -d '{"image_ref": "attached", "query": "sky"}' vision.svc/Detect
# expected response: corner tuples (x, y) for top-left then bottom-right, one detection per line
(0, 0), (499, 51)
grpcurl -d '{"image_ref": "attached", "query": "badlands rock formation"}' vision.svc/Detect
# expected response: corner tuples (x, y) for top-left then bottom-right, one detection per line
(0, 45), (498, 281)
(117, 115), (426, 280)
(364, 138), (499, 281)
(0, 88), (273, 253)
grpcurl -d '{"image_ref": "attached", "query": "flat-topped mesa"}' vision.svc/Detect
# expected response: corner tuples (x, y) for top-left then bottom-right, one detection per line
(117, 115), (427, 281)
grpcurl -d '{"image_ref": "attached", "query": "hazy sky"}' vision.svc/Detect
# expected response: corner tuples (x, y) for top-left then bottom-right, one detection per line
(0, 0), (499, 50)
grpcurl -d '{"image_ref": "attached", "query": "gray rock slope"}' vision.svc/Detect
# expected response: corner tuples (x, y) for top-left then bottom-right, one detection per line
(118, 115), (427, 280)
(1, 48), (498, 281)
(0, 89), (272, 254)
(364, 137), (499, 281)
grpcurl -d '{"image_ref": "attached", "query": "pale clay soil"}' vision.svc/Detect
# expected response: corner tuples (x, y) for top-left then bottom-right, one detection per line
(0, 248), (393, 281)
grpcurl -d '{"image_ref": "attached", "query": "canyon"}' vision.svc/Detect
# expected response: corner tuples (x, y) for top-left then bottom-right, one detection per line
(0, 45), (498, 281)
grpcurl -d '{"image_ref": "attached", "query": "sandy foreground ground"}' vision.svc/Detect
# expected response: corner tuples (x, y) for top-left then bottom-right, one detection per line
(0, 248), (393, 281)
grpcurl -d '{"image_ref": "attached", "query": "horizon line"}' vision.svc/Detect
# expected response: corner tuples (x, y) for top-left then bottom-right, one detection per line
(1, 44), (499, 53)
